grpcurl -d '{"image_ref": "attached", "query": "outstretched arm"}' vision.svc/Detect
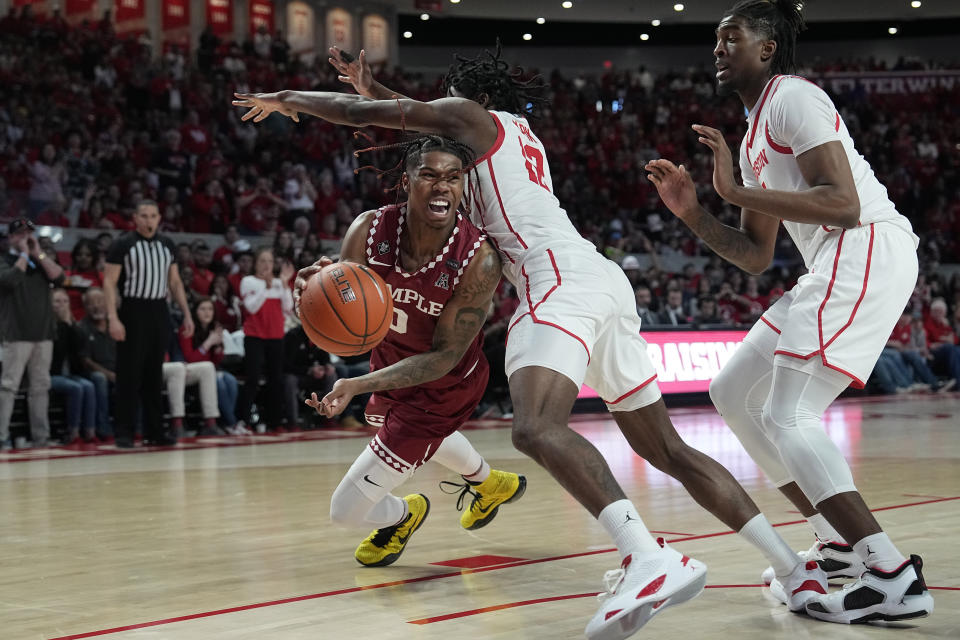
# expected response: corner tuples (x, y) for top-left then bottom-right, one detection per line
(646, 159), (779, 275)
(232, 92), (497, 158)
(327, 47), (409, 101)
(310, 242), (502, 417)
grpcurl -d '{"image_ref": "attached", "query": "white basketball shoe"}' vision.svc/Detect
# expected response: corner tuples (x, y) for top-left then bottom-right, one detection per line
(768, 560), (829, 611)
(585, 539), (707, 640)
(761, 538), (866, 585)
(805, 555), (934, 624)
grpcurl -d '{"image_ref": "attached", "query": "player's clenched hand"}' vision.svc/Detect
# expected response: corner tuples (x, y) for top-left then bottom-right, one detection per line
(692, 124), (738, 202)
(328, 47), (373, 97)
(232, 92), (300, 123)
(645, 159), (700, 221)
(293, 256), (334, 315)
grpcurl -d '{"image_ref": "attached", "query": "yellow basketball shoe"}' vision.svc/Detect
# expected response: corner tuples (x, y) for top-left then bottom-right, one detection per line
(354, 494), (430, 567)
(441, 470), (527, 531)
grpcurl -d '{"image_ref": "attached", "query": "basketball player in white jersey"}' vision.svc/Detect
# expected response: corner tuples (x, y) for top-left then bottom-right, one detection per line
(646, 0), (934, 625)
(234, 44), (826, 639)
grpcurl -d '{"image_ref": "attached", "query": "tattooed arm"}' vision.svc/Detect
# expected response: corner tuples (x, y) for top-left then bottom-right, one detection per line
(646, 158), (779, 275)
(311, 241), (502, 417)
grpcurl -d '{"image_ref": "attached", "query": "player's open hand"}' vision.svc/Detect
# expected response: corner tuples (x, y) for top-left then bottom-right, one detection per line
(645, 159), (699, 221)
(306, 379), (358, 418)
(692, 124), (738, 202)
(294, 256), (334, 315)
(328, 47), (373, 97)
(232, 92), (300, 123)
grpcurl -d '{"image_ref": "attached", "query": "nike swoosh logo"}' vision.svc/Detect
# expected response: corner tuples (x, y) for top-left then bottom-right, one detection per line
(368, 258), (391, 267)
(363, 474), (382, 487)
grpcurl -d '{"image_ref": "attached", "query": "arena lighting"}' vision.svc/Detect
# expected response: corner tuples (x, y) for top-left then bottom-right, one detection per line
(888, 26), (898, 34)
(651, 19), (661, 26)
(562, 1), (573, 8)
(450, 0), (461, 3)
(674, 3), (684, 11)
(523, 33), (532, 40)
(403, 31), (413, 38)
(640, 33), (650, 40)
(537, 17), (546, 24)
(911, 0), (921, 7)
(420, 13), (430, 20)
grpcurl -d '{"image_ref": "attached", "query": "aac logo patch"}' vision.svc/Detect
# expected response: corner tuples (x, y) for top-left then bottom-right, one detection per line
(435, 273), (450, 290)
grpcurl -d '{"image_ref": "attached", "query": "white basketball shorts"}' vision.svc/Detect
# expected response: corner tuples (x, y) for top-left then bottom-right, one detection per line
(504, 246), (661, 411)
(746, 222), (918, 387)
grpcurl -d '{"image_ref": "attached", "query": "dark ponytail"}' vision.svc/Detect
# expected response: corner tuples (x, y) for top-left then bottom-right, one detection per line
(726, 0), (806, 75)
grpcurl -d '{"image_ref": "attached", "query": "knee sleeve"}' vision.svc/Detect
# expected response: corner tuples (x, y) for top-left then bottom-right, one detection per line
(710, 342), (793, 486)
(760, 366), (857, 505)
(329, 445), (408, 529)
(429, 431), (483, 476)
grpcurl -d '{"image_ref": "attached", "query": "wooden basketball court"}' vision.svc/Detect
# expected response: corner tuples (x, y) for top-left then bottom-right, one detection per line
(2, 394), (957, 640)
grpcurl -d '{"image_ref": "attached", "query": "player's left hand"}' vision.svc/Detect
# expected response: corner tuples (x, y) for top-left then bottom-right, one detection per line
(293, 256), (333, 316)
(232, 92), (300, 123)
(692, 124), (738, 202)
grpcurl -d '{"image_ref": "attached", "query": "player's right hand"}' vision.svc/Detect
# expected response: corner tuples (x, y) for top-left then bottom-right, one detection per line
(328, 47), (373, 97)
(109, 317), (126, 342)
(645, 159), (700, 222)
(293, 256), (333, 315)
(232, 92), (300, 123)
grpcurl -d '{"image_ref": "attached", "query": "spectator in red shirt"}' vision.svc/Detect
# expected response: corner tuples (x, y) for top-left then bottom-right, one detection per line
(213, 224), (240, 266)
(64, 238), (102, 320)
(159, 185), (184, 232)
(179, 297), (240, 434)
(36, 197), (71, 227)
(236, 177), (287, 234)
(187, 180), (231, 233)
(924, 298), (960, 385)
(190, 242), (215, 296)
(237, 248), (294, 432)
(885, 312), (947, 391)
(179, 110), (211, 156)
(209, 273), (241, 331)
(228, 249), (253, 294)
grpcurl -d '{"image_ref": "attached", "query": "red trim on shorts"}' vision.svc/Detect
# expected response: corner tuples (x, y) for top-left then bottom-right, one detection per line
(764, 122), (792, 155)
(822, 361), (867, 389)
(472, 112), (506, 165)
(606, 374), (658, 405)
(505, 249), (591, 363)
(835, 112), (841, 132)
(817, 229), (846, 356)
(820, 223), (875, 354)
(759, 316), (781, 334)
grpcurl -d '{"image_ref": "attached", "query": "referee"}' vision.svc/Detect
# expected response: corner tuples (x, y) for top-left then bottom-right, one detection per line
(103, 201), (194, 448)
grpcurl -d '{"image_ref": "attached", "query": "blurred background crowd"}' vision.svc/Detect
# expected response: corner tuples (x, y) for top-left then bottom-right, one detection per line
(1, 8), (958, 448)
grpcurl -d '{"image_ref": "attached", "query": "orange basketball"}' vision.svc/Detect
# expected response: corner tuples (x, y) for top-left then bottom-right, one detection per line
(298, 262), (393, 356)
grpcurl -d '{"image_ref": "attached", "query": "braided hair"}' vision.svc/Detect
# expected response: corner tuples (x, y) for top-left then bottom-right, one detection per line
(441, 40), (548, 118)
(354, 133), (476, 201)
(725, 0), (806, 75)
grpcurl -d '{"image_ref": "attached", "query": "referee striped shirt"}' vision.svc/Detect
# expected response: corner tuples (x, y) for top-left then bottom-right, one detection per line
(106, 232), (176, 300)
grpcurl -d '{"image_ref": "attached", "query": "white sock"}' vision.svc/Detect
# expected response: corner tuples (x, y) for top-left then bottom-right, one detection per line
(463, 459), (491, 484)
(598, 500), (661, 559)
(808, 513), (846, 544)
(738, 513), (800, 577)
(854, 532), (907, 572)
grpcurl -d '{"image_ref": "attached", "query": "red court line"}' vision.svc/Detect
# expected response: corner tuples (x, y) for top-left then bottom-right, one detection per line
(47, 496), (960, 640)
(408, 592), (598, 624)
(650, 530), (694, 537)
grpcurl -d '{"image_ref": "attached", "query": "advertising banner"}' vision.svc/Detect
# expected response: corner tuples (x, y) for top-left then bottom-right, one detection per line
(578, 329), (748, 398)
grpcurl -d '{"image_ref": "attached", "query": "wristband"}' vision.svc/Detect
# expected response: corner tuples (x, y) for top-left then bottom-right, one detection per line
(19, 251), (30, 262)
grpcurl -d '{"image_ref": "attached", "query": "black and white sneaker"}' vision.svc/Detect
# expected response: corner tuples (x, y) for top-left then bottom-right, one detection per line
(805, 555), (934, 624)
(761, 537), (865, 585)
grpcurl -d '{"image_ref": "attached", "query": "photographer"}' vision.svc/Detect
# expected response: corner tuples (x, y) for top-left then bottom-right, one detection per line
(0, 218), (65, 449)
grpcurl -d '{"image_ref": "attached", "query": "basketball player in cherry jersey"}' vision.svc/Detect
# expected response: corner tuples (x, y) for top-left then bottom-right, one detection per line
(646, 0), (933, 624)
(235, 45), (827, 639)
(302, 136), (525, 567)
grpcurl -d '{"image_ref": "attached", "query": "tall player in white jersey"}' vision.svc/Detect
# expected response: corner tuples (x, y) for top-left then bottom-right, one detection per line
(646, 0), (934, 625)
(234, 44), (830, 639)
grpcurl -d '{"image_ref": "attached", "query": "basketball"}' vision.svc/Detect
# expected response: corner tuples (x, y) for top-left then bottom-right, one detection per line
(298, 262), (393, 356)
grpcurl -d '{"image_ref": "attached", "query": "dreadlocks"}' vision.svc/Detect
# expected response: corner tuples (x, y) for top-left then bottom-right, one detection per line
(726, 0), (806, 75)
(441, 40), (548, 118)
(353, 133), (476, 201)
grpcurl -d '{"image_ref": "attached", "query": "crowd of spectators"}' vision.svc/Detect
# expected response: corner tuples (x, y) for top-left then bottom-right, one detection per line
(0, 10), (958, 446)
